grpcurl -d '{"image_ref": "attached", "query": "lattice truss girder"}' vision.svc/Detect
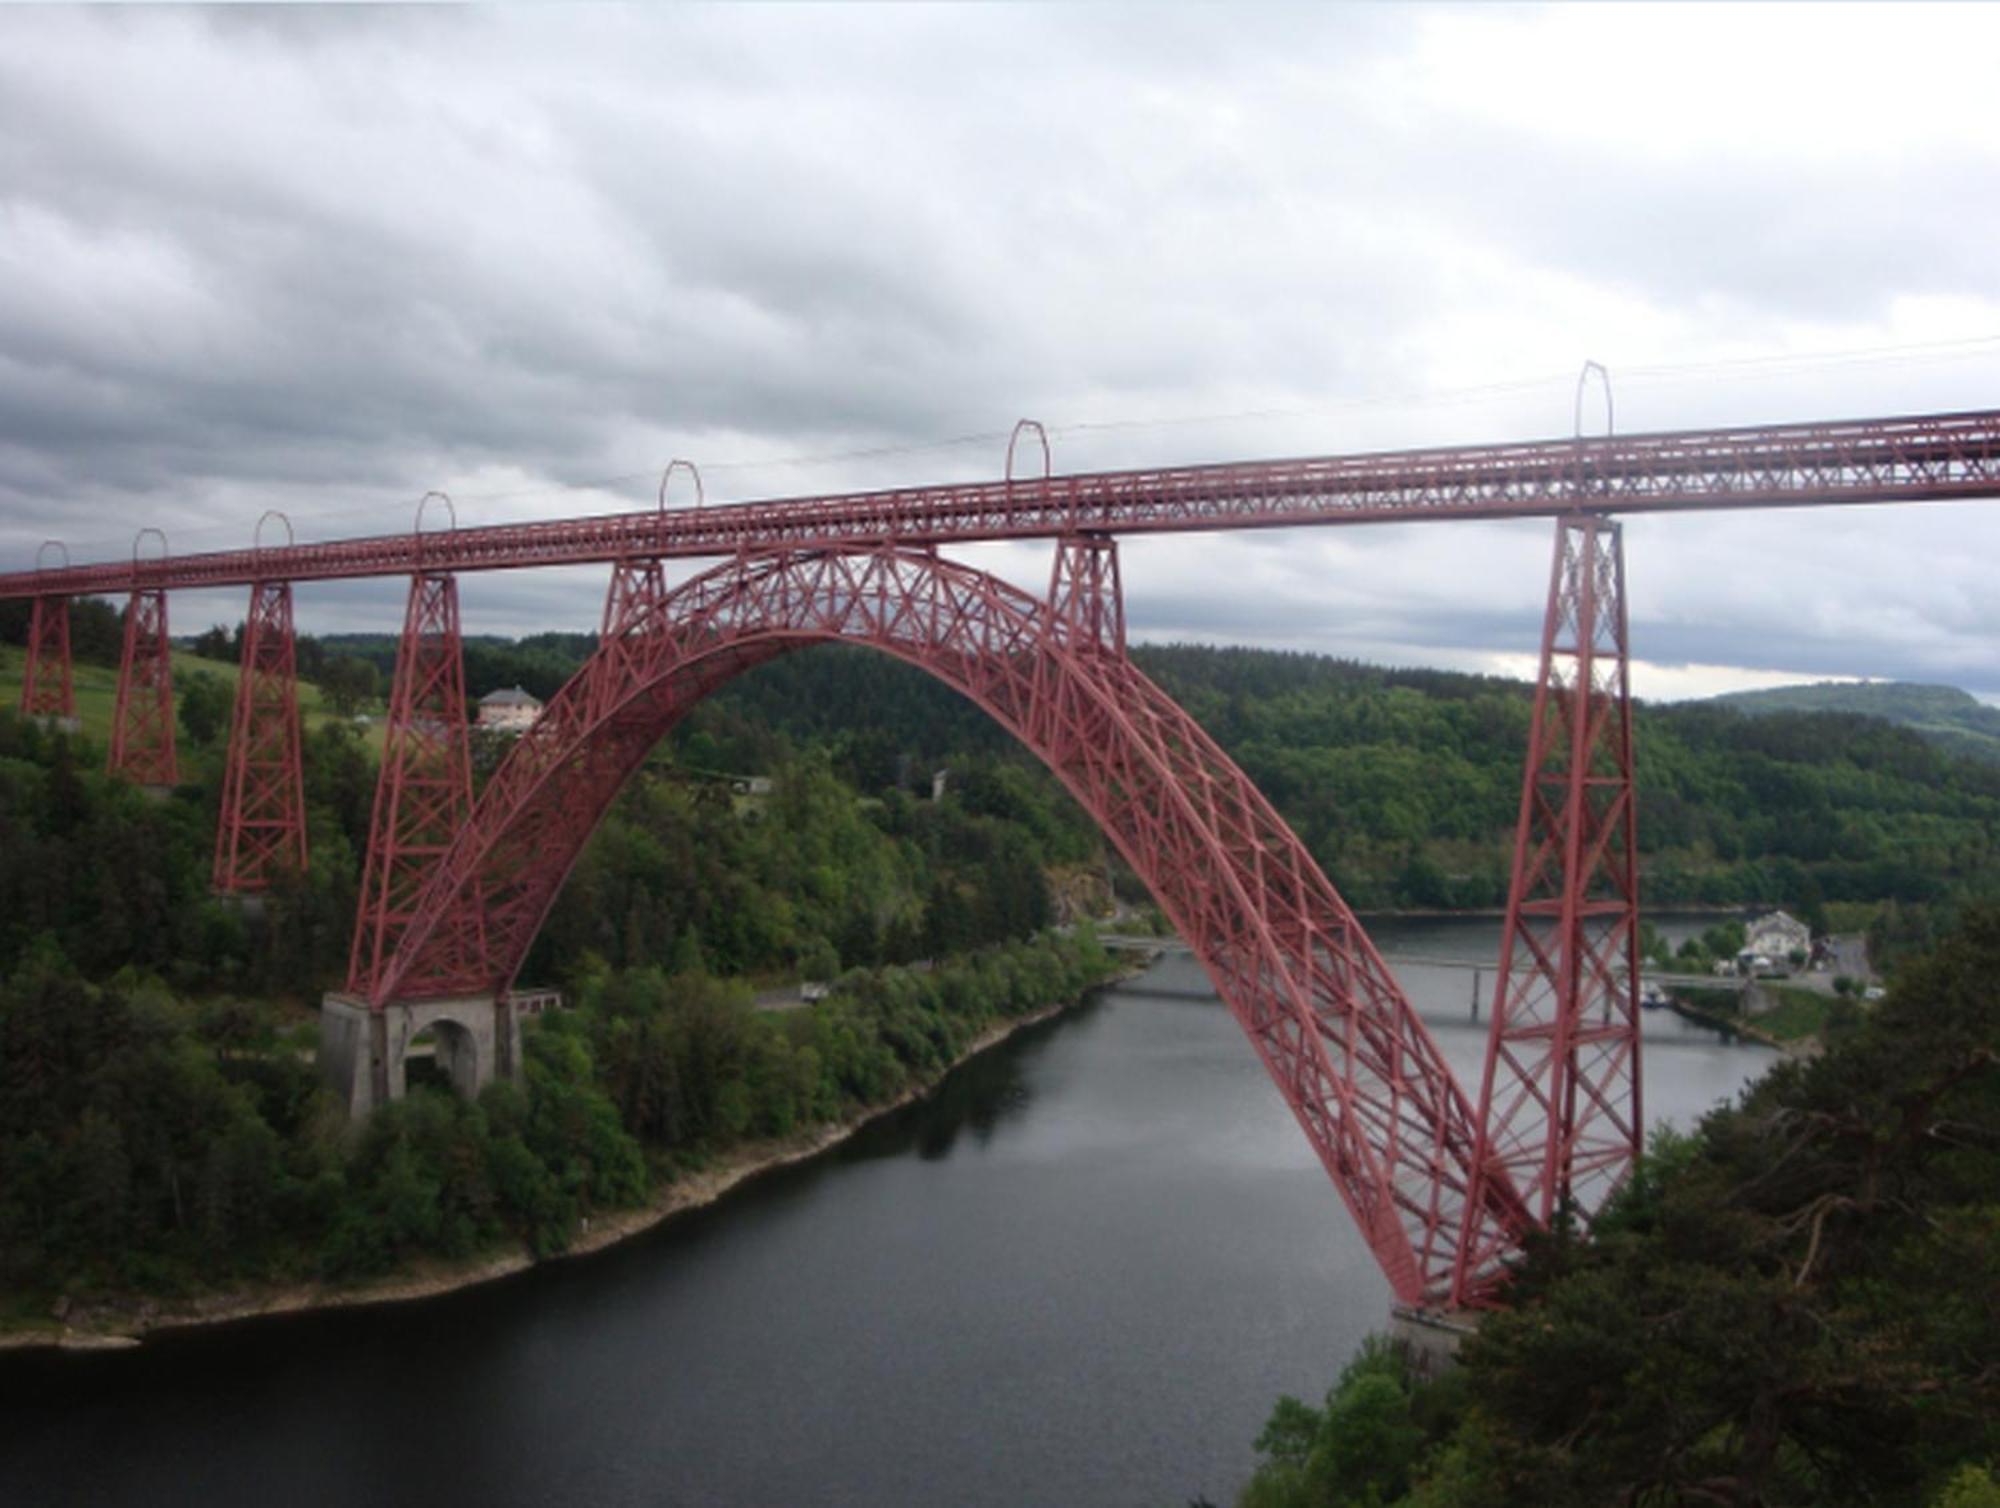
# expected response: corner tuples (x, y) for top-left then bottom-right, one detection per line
(1455, 515), (1642, 1303)
(213, 581), (308, 891)
(11, 407), (2000, 603)
(109, 587), (178, 786)
(365, 541), (1529, 1304)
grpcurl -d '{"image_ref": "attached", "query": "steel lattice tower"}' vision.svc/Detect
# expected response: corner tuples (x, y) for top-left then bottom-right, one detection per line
(347, 570), (487, 997)
(108, 587), (179, 787)
(213, 581), (309, 891)
(1455, 514), (1642, 1303)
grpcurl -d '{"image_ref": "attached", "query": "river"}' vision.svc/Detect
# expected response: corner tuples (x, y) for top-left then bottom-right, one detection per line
(0, 917), (1771, 1507)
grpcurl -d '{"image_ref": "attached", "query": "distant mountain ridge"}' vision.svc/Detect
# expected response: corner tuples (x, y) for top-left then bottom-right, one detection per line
(1705, 680), (2000, 763)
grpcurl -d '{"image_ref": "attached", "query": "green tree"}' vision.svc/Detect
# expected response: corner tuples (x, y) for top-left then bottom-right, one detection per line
(178, 671), (231, 746)
(1240, 1341), (1437, 1508)
(1937, 1466), (2000, 1508)
(190, 623), (236, 662)
(319, 656), (379, 718)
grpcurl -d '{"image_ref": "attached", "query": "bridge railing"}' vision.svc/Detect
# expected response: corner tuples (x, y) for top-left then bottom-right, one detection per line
(6, 405), (2000, 600)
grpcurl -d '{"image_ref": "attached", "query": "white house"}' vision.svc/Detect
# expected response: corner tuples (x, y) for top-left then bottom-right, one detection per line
(477, 685), (543, 733)
(1739, 909), (1812, 975)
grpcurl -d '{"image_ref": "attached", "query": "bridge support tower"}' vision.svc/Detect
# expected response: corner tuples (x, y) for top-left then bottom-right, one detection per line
(1389, 1303), (1481, 1378)
(109, 585), (179, 790)
(324, 529), (505, 1116)
(1453, 512), (1642, 1304)
(20, 594), (78, 732)
(214, 580), (309, 892)
(347, 565), (486, 998)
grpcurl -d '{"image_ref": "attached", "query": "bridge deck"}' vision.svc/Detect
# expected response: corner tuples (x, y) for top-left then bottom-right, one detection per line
(1099, 935), (1748, 992)
(6, 405), (2000, 599)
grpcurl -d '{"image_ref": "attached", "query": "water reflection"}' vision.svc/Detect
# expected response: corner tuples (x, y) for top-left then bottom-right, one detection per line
(849, 1001), (1086, 1164)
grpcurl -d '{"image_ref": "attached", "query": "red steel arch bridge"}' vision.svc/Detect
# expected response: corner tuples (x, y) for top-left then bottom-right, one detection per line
(5, 404), (1997, 1310)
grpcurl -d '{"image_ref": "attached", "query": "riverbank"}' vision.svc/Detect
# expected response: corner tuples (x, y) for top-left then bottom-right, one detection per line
(0, 988), (1114, 1354)
(1665, 990), (1821, 1058)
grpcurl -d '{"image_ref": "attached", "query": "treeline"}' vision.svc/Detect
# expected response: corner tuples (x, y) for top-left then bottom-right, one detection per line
(1233, 907), (2000, 1508)
(530, 753), (1092, 984)
(184, 625), (586, 718)
(0, 931), (1118, 1306)
(0, 641), (1123, 1315)
(587, 639), (2000, 928)
(0, 602), (370, 691)
(675, 642), (2000, 938)
(0, 607), (580, 715)
(0, 597), (123, 667)
(0, 713), (369, 994)
(43, 604), (1993, 936)
(312, 631), (596, 707)
(467, 636), (2000, 929)
(1132, 644), (2000, 915)
(11, 622), (1999, 975)
(0, 708), (1084, 1001)
(14, 606), (2000, 925)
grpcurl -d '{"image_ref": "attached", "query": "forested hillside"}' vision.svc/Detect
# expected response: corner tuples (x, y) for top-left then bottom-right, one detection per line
(440, 632), (2000, 923)
(0, 691), (1115, 1316)
(1708, 679), (2000, 765)
(10, 608), (2000, 954)
(1234, 906), (2000, 1507)
(0, 714), (1088, 1001)
(297, 629), (2000, 933)
(0, 611), (1126, 1319)
(687, 642), (2000, 958)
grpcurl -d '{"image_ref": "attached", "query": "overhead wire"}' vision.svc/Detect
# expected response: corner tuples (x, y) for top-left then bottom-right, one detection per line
(10, 327), (2000, 568)
(440, 328), (2000, 506)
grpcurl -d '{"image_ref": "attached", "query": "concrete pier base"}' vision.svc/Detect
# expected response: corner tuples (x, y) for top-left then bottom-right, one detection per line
(1389, 1305), (1481, 1378)
(319, 992), (521, 1118)
(213, 892), (270, 921)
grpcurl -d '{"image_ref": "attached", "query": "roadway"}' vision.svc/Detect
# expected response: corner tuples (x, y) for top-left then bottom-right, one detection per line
(1097, 934), (1748, 993)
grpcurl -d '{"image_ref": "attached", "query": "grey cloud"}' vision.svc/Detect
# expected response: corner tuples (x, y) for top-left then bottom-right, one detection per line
(1395, 134), (2000, 325)
(1, 6), (1997, 703)
(0, 4), (1464, 518)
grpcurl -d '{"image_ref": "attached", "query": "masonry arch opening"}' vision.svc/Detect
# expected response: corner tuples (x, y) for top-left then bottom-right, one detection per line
(402, 1015), (480, 1099)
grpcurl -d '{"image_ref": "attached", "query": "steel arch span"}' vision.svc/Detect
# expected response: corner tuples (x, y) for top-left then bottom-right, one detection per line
(370, 543), (1529, 1305)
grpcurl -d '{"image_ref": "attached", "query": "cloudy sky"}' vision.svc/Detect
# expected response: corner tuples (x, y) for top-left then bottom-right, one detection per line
(3, 4), (1999, 700)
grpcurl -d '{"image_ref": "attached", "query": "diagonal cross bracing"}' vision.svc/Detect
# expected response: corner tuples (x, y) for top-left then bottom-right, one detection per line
(1455, 516), (1642, 1304)
(108, 587), (179, 787)
(346, 571), (487, 997)
(363, 544), (1530, 1305)
(20, 596), (73, 720)
(213, 581), (308, 891)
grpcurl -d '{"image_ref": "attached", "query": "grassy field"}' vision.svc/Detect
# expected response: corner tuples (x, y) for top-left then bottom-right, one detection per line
(1668, 980), (1844, 1047)
(1752, 984), (1840, 1043)
(0, 642), (355, 752)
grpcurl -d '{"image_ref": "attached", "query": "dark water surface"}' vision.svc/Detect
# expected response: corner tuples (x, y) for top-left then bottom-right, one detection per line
(0, 919), (1771, 1507)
